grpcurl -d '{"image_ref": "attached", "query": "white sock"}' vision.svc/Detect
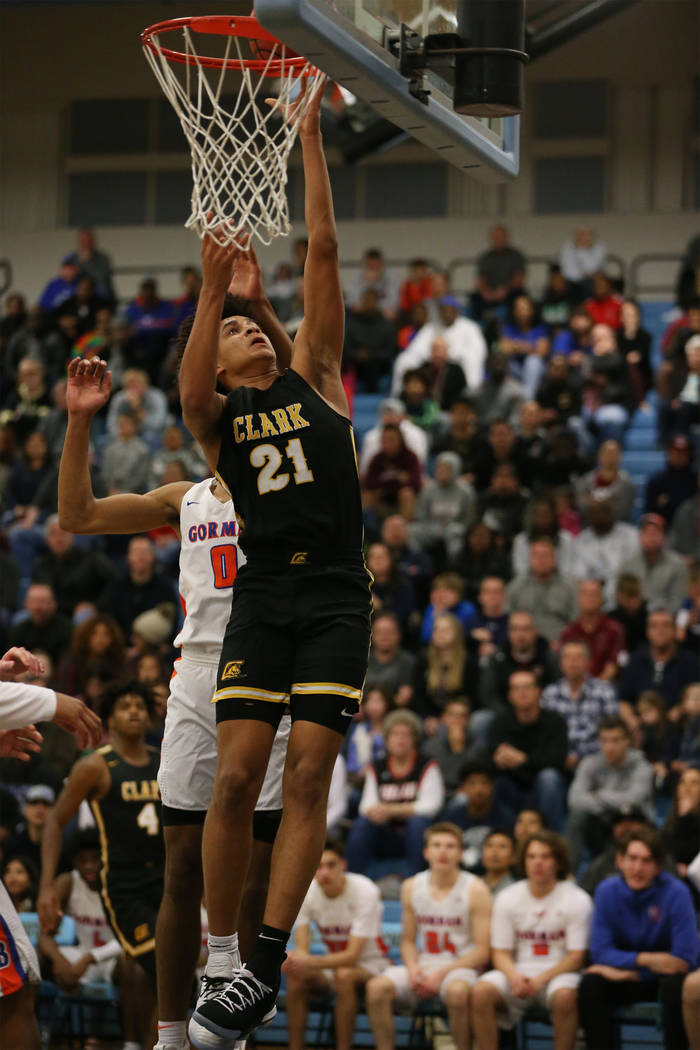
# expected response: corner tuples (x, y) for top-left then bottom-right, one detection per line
(206, 931), (240, 976)
(123, 1042), (141, 1050)
(156, 1020), (186, 1047)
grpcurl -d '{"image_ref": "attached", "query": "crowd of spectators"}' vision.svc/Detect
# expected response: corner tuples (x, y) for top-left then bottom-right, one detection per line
(3, 224), (700, 1045)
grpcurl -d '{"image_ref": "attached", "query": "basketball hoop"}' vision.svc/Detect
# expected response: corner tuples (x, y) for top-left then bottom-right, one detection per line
(141, 15), (325, 249)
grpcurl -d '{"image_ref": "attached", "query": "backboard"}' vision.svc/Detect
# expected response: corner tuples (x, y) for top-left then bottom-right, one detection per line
(255, 0), (520, 179)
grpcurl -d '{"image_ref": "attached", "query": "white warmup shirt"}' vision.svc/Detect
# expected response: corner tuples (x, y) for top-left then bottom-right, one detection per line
(297, 872), (389, 975)
(491, 879), (592, 976)
(411, 869), (476, 969)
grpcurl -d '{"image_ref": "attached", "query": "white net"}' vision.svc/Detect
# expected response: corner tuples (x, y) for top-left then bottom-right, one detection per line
(143, 24), (325, 249)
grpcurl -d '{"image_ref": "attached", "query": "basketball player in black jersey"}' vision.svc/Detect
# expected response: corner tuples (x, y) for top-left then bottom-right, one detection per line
(179, 85), (371, 1048)
(39, 681), (163, 1046)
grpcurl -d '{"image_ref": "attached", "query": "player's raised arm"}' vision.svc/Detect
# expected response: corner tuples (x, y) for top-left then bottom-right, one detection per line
(228, 238), (294, 372)
(179, 233), (238, 466)
(291, 84), (347, 413)
(59, 357), (187, 534)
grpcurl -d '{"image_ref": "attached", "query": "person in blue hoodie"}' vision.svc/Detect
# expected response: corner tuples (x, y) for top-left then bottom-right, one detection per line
(578, 826), (698, 1050)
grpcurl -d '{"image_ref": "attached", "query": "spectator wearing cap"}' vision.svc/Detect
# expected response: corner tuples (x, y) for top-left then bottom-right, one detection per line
(580, 807), (655, 895)
(575, 440), (635, 523)
(571, 498), (638, 607)
(670, 475), (700, 564)
(620, 513), (688, 615)
(567, 716), (654, 871)
(391, 295), (487, 395)
(6, 785), (56, 872)
(644, 435), (697, 526)
(359, 398), (428, 475)
(541, 640), (622, 774)
(618, 609), (699, 719)
(39, 257), (81, 314)
(469, 224), (526, 321)
(506, 538), (578, 644)
(560, 579), (626, 679)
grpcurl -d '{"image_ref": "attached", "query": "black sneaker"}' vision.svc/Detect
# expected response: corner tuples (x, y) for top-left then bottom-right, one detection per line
(188, 967), (278, 1050)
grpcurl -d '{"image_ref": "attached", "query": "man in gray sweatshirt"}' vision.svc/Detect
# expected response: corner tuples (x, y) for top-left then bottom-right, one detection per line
(567, 714), (654, 871)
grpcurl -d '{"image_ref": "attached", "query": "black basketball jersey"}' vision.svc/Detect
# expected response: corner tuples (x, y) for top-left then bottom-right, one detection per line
(216, 369), (363, 561)
(90, 744), (164, 893)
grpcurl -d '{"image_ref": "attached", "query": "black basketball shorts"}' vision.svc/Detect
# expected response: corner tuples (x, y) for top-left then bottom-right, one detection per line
(100, 876), (162, 986)
(212, 564), (371, 736)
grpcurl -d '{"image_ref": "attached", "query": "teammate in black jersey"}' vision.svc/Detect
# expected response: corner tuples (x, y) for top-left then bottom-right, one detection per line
(179, 85), (371, 1049)
(39, 681), (163, 1047)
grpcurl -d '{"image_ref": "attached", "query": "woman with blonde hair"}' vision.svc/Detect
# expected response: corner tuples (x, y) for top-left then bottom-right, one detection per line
(412, 613), (471, 731)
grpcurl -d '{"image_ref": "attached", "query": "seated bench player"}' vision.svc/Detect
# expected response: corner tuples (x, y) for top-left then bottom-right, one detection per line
(471, 831), (592, 1050)
(366, 822), (491, 1050)
(283, 839), (389, 1050)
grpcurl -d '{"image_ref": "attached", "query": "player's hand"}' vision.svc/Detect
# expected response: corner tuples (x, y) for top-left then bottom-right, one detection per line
(586, 964), (637, 982)
(0, 646), (44, 682)
(75, 953), (94, 978)
(510, 974), (532, 998)
(283, 950), (312, 978)
(54, 693), (103, 750)
(201, 221), (238, 294)
(267, 74), (327, 137)
(38, 887), (63, 934)
(53, 955), (81, 991)
(365, 804), (390, 824)
(66, 357), (112, 419)
(228, 233), (266, 303)
(0, 725), (43, 760)
(415, 970), (444, 999)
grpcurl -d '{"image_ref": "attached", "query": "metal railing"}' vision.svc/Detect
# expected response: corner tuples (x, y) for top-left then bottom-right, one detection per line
(628, 253), (683, 299)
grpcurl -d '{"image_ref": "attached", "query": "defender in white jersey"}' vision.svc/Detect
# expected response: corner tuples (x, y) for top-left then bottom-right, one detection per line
(285, 839), (389, 1050)
(0, 645), (102, 1050)
(366, 823), (491, 1050)
(57, 355), (292, 1050)
(38, 830), (122, 988)
(471, 831), (592, 1050)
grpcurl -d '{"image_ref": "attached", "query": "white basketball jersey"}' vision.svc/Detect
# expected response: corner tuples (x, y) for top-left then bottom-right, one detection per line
(67, 869), (113, 956)
(297, 872), (389, 974)
(491, 879), (592, 976)
(174, 478), (245, 659)
(411, 869), (475, 968)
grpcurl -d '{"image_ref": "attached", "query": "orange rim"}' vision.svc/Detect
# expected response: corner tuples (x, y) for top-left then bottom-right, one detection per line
(141, 14), (314, 76)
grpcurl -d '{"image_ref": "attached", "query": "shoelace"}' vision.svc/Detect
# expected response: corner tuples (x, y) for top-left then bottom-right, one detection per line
(216, 969), (272, 1017)
(199, 973), (234, 1003)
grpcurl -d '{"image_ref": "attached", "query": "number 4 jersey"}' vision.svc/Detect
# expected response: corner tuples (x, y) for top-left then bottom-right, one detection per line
(215, 369), (364, 562)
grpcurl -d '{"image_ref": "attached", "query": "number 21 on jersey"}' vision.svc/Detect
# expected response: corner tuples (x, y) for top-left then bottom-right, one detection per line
(251, 437), (314, 495)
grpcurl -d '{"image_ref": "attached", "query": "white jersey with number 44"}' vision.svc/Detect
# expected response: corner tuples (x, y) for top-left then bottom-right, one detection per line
(174, 478), (245, 660)
(411, 869), (477, 969)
